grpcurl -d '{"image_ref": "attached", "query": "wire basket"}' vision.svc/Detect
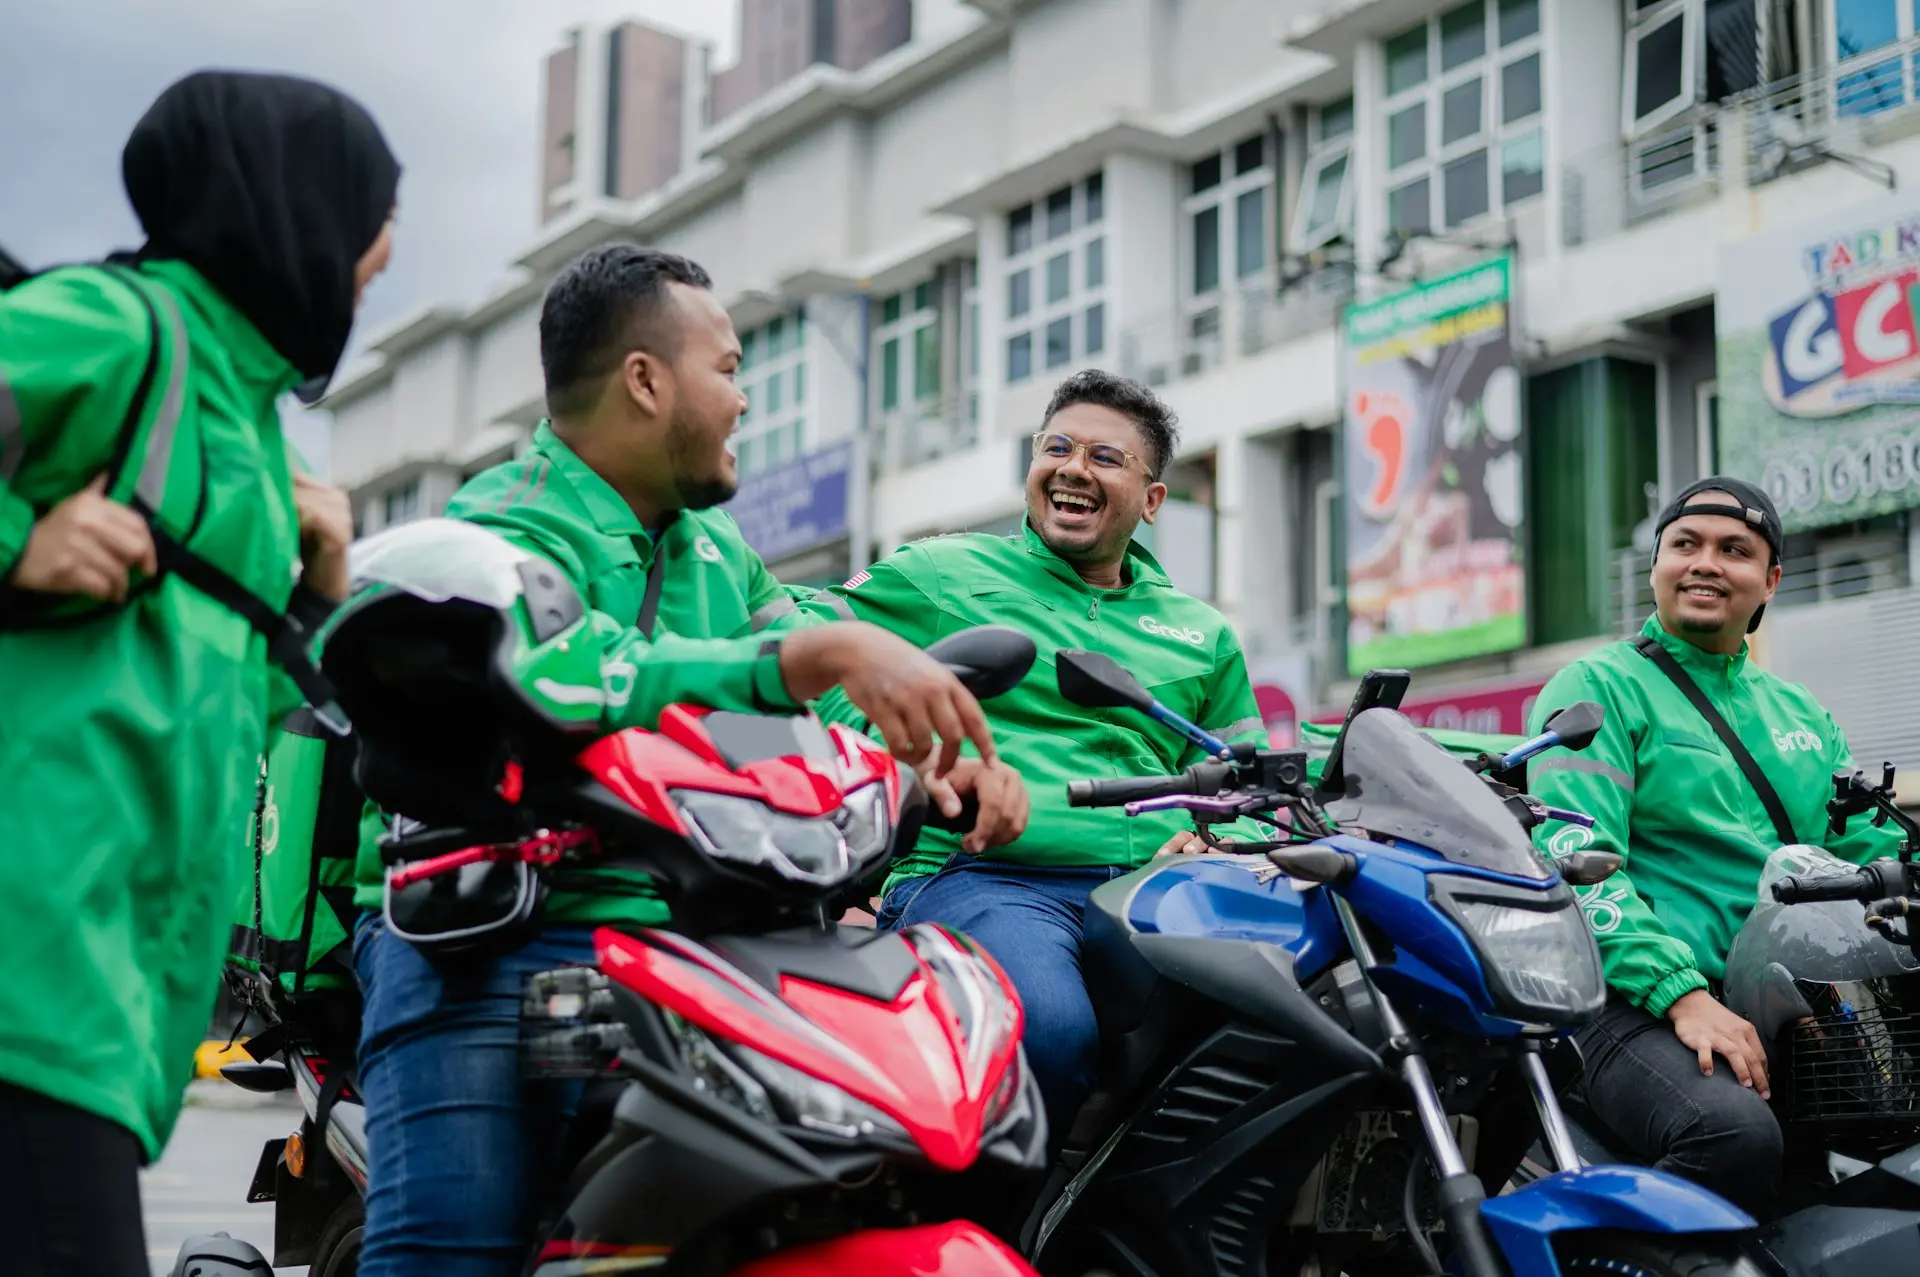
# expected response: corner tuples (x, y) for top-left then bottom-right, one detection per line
(1786, 982), (1920, 1133)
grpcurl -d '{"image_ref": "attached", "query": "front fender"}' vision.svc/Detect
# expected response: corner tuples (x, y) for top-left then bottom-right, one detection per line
(1479, 1166), (1753, 1275)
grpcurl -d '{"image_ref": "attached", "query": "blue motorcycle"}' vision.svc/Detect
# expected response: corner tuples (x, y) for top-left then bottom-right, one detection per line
(1012, 653), (1760, 1277)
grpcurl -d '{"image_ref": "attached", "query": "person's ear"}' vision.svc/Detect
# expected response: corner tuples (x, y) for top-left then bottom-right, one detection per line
(1141, 480), (1168, 524)
(621, 350), (671, 419)
(1763, 559), (1782, 601)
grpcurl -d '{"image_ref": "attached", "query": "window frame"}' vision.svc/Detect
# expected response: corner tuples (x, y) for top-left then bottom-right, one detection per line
(1622, 0), (1703, 138)
(734, 308), (808, 476)
(1381, 0), (1547, 239)
(873, 281), (941, 416)
(1003, 173), (1108, 385)
(1825, 0), (1919, 117)
(1183, 131), (1275, 304)
(1293, 97), (1355, 252)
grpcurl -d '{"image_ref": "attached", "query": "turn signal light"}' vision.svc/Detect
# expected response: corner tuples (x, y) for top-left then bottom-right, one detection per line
(285, 1129), (307, 1179)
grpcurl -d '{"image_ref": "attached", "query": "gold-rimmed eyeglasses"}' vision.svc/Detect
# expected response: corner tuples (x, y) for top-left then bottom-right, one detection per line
(1030, 431), (1150, 474)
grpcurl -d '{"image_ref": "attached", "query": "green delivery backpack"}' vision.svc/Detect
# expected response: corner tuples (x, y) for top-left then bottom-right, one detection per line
(229, 708), (363, 997)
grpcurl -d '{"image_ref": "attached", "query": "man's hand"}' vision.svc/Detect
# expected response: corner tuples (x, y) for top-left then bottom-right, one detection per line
(780, 622), (997, 775)
(921, 756), (1029, 853)
(1666, 989), (1771, 1099)
(293, 473), (354, 601)
(1157, 829), (1207, 856)
(10, 475), (156, 602)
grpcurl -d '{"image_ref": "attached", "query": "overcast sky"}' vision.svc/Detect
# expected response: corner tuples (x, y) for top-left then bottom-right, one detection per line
(1, 0), (735, 341)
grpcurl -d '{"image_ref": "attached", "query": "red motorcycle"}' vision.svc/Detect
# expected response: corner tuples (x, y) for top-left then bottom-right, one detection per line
(181, 522), (1046, 1277)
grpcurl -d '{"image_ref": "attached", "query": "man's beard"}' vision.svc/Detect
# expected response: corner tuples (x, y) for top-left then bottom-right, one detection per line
(666, 411), (737, 511)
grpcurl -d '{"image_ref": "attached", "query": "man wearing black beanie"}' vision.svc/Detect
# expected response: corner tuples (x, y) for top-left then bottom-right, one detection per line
(1523, 477), (1902, 1214)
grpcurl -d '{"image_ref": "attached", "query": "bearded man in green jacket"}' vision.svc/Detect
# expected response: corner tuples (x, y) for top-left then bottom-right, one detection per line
(802, 369), (1268, 1140)
(1528, 477), (1902, 1213)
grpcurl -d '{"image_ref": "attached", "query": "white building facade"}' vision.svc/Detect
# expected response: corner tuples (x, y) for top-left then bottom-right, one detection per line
(324, 0), (1920, 773)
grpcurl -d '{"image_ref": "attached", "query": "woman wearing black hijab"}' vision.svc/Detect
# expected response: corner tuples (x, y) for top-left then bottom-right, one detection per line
(0, 70), (398, 1274)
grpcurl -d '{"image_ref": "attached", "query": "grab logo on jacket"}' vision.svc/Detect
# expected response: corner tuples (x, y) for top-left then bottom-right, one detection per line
(1139, 616), (1206, 645)
(1772, 726), (1822, 752)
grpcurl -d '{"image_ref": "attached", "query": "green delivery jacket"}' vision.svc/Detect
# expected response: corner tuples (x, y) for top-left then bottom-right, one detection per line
(1528, 615), (1902, 1018)
(801, 520), (1269, 892)
(0, 262), (306, 1158)
(353, 420), (804, 926)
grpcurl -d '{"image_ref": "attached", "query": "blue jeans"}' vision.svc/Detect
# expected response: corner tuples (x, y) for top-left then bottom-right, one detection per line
(877, 860), (1128, 1141)
(353, 914), (598, 1277)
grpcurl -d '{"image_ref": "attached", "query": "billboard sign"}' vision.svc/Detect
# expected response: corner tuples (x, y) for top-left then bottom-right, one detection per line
(1342, 255), (1526, 675)
(1718, 192), (1920, 531)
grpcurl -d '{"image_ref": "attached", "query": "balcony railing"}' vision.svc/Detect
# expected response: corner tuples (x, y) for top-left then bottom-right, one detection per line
(1562, 117), (1721, 248)
(871, 394), (979, 474)
(1734, 32), (1920, 185)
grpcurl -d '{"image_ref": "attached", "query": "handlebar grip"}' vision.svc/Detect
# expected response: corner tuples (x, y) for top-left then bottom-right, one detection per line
(1772, 869), (1878, 905)
(1068, 761), (1231, 808)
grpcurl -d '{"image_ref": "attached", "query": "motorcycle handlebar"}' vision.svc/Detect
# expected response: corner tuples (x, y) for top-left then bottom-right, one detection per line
(1068, 761), (1233, 808)
(1771, 869), (1880, 905)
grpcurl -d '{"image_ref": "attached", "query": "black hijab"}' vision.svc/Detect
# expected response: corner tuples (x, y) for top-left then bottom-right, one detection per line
(122, 71), (401, 399)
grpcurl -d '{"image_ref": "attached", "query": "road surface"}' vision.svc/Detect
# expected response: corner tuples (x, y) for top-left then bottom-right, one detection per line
(142, 1081), (303, 1275)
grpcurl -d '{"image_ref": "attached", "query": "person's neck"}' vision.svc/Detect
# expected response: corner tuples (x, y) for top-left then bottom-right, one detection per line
(1071, 557), (1127, 590)
(1664, 614), (1746, 658)
(553, 416), (671, 528)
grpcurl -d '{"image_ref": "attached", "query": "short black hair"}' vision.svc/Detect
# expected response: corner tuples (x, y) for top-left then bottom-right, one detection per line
(539, 243), (713, 419)
(1041, 369), (1180, 478)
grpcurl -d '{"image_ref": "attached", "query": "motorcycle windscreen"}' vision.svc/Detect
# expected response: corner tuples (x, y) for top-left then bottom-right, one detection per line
(347, 517), (542, 608)
(1325, 707), (1551, 879)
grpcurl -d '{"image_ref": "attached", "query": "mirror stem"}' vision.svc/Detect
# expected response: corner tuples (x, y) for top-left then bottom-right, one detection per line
(1146, 703), (1233, 760)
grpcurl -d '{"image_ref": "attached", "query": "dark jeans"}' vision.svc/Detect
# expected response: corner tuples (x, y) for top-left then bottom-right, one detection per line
(0, 1080), (147, 1277)
(1576, 997), (1782, 1215)
(354, 915), (596, 1277)
(877, 859), (1130, 1141)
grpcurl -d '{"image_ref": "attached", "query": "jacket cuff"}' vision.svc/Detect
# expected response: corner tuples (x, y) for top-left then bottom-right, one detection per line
(0, 490), (34, 582)
(751, 638), (800, 712)
(1641, 967), (1710, 1019)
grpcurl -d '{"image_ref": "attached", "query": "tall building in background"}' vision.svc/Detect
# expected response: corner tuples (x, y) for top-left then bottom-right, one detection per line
(539, 20), (711, 224)
(709, 0), (912, 122)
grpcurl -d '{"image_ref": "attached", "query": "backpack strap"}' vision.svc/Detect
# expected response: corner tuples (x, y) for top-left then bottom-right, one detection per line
(1632, 634), (1797, 846)
(1, 265), (348, 732)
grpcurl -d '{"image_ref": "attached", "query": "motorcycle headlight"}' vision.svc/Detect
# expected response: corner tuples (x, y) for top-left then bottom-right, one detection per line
(901, 924), (1032, 1137)
(1451, 902), (1605, 1021)
(1431, 877), (1606, 1026)
(661, 1010), (910, 1143)
(835, 782), (891, 867)
(672, 790), (852, 886)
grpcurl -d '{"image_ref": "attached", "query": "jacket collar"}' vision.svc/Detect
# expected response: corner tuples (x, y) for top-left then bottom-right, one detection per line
(144, 259), (298, 395)
(1641, 613), (1748, 681)
(531, 419), (665, 550)
(1021, 514), (1170, 593)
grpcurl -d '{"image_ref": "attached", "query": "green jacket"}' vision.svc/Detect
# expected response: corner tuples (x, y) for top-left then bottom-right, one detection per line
(1528, 615), (1900, 1018)
(353, 420), (802, 926)
(802, 521), (1268, 891)
(0, 262), (304, 1159)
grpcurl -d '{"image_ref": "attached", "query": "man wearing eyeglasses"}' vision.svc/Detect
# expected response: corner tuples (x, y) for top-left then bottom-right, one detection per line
(801, 369), (1267, 1142)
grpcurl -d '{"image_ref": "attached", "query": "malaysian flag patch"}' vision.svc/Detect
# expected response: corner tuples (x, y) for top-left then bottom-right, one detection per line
(843, 570), (872, 589)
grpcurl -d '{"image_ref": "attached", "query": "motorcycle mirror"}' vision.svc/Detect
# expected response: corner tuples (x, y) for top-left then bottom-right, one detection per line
(1543, 701), (1605, 752)
(925, 626), (1037, 700)
(1557, 850), (1624, 887)
(1057, 649), (1154, 713)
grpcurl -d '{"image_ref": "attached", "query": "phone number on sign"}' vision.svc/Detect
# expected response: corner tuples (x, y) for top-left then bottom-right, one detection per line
(1761, 428), (1920, 515)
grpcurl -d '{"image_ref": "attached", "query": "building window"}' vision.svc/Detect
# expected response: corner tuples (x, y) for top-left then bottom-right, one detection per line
(383, 479), (420, 527)
(1828, 0), (1920, 116)
(735, 309), (807, 475)
(1381, 0), (1544, 238)
(1002, 172), (1107, 384)
(1293, 96), (1354, 251)
(1186, 133), (1273, 299)
(874, 280), (941, 415)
